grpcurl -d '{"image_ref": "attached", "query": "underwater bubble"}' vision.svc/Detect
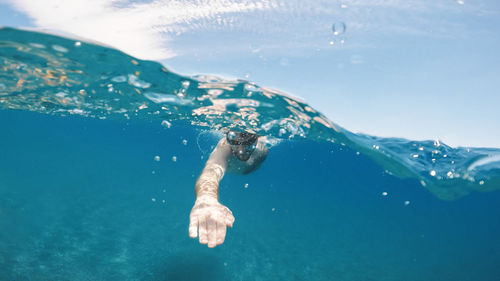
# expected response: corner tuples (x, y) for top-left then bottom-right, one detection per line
(434, 139), (441, 147)
(145, 92), (192, 105)
(341, 4), (348, 8)
(172, 156), (177, 162)
(418, 147), (424, 151)
(29, 43), (45, 48)
(55, 92), (67, 98)
(74, 41), (81, 47)
(244, 183), (249, 188)
(404, 201), (410, 206)
(382, 192), (388, 196)
(479, 180), (485, 185)
(154, 155), (160, 162)
(196, 131), (219, 155)
(52, 45), (68, 53)
(244, 83), (261, 93)
(111, 76), (127, 83)
(457, 0), (465, 4)
(329, 41), (335, 46)
(152, 198), (156, 202)
(284, 122), (300, 135)
(182, 139), (188, 146)
(412, 154), (419, 158)
(161, 120), (172, 128)
(271, 208), (276, 212)
(176, 90), (186, 98)
(128, 74), (151, 89)
(227, 131), (236, 141)
(162, 189), (166, 193)
(181, 80), (190, 89)
(332, 22), (346, 36)
(162, 200), (166, 204)
(430, 170), (437, 177)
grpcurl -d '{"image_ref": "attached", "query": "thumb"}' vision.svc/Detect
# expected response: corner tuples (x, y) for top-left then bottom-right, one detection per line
(225, 215), (235, 227)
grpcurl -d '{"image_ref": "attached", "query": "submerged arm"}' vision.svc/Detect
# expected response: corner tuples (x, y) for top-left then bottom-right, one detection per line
(189, 138), (235, 248)
(194, 139), (230, 198)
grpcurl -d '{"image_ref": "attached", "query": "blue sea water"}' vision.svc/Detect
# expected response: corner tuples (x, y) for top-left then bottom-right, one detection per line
(1, 27), (500, 280)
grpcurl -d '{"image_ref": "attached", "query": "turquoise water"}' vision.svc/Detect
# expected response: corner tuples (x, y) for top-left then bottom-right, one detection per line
(1, 27), (500, 280)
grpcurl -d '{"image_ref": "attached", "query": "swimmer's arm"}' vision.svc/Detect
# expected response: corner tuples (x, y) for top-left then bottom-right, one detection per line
(190, 138), (235, 248)
(194, 138), (231, 198)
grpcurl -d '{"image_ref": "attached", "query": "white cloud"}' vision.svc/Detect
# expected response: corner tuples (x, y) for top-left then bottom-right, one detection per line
(6, 0), (272, 59)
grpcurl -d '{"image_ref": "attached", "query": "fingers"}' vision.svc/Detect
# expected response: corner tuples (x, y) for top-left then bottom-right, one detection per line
(226, 213), (235, 227)
(190, 207), (235, 248)
(207, 216), (217, 248)
(199, 217), (208, 245)
(189, 216), (198, 238)
(216, 221), (226, 245)
(197, 214), (231, 247)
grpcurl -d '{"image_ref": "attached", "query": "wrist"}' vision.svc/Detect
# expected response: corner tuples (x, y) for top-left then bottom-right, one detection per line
(195, 193), (218, 203)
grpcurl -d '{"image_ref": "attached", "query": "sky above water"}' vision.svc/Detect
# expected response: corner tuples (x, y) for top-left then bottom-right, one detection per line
(1, 0), (499, 148)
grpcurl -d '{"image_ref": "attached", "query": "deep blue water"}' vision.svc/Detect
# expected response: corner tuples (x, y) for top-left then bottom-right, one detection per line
(1, 27), (500, 280)
(2, 110), (500, 280)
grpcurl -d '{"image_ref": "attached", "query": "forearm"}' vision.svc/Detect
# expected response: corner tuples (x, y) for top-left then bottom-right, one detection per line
(195, 162), (225, 199)
(195, 138), (230, 200)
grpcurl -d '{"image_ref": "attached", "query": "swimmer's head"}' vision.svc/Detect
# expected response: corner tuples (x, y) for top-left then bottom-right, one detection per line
(226, 131), (259, 161)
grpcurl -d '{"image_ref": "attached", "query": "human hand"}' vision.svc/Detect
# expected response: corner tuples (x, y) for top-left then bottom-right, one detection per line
(189, 195), (235, 248)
